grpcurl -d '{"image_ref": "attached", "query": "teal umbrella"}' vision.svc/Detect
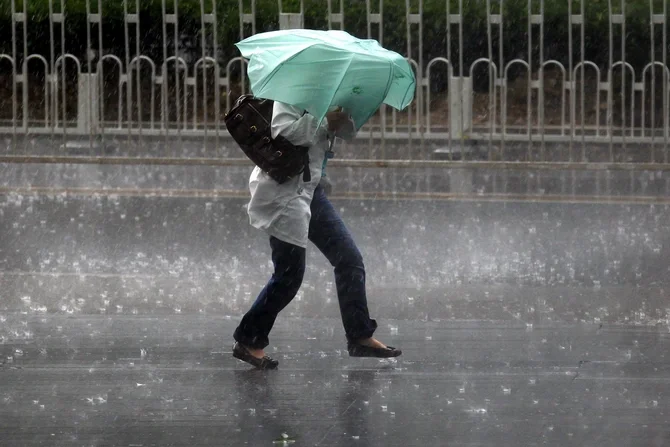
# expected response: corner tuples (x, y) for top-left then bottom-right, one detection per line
(235, 29), (415, 130)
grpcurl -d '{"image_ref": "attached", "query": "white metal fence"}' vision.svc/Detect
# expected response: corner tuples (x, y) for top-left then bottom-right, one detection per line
(0, 0), (669, 163)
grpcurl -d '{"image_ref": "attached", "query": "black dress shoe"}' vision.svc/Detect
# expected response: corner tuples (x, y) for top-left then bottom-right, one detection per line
(347, 342), (402, 358)
(233, 342), (279, 370)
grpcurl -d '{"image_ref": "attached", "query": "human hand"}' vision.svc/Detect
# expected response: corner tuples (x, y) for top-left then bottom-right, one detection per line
(326, 110), (351, 132)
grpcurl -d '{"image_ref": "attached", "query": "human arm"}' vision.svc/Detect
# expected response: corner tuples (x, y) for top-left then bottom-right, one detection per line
(271, 102), (327, 146)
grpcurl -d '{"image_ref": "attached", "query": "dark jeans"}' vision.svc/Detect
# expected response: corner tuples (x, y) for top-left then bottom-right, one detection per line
(234, 185), (378, 349)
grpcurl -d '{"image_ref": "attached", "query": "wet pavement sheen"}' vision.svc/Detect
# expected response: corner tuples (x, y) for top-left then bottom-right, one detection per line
(0, 176), (669, 446)
(1, 316), (669, 447)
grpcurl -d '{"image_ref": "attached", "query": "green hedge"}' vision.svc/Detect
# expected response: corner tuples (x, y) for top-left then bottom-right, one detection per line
(0, 0), (666, 79)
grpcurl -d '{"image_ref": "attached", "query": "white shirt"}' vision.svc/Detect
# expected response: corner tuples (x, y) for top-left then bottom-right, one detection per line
(247, 101), (355, 248)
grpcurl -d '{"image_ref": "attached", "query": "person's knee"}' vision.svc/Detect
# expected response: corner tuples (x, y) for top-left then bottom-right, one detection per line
(270, 238), (306, 292)
(274, 261), (306, 292)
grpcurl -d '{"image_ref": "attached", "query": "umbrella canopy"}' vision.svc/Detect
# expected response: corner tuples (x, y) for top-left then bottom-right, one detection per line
(235, 29), (416, 130)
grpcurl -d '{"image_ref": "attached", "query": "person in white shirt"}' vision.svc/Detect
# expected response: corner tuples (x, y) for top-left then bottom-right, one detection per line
(232, 101), (402, 369)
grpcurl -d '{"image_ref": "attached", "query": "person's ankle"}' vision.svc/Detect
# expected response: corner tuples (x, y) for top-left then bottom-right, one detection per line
(356, 338), (387, 349)
(247, 346), (265, 359)
(240, 343), (265, 359)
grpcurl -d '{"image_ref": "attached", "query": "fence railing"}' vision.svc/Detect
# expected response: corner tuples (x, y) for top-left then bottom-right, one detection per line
(0, 0), (669, 163)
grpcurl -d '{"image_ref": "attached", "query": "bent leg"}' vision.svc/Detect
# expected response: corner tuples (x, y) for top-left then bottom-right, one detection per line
(233, 236), (306, 349)
(308, 186), (377, 342)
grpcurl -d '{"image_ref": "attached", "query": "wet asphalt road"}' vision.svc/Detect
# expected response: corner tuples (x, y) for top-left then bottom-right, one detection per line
(1, 160), (669, 446)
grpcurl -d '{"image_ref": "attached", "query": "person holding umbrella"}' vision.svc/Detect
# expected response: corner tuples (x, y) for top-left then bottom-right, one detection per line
(230, 30), (415, 370)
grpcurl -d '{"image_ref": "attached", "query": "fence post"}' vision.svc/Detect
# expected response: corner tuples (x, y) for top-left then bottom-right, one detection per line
(77, 73), (99, 133)
(327, 0), (344, 30)
(278, 0), (304, 29)
(449, 76), (472, 138)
